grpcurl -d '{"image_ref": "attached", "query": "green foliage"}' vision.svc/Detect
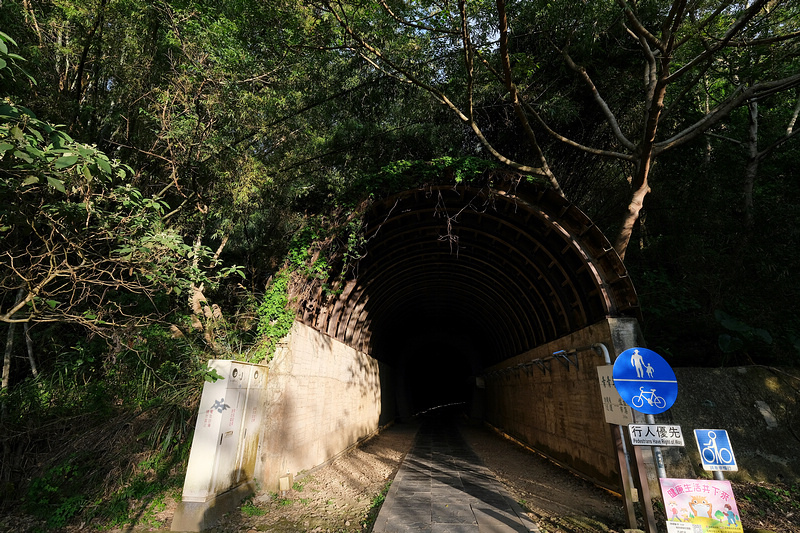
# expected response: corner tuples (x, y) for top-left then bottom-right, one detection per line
(201, 366), (225, 383)
(288, 222), (334, 279)
(270, 490), (293, 506)
(94, 444), (190, 528)
(14, 374), (193, 529)
(286, 212), (367, 291)
(241, 497), (267, 517)
(0, 94), (243, 331)
(0, 95), (128, 191)
(360, 480), (392, 530)
(1, 0), (799, 527)
(741, 484), (800, 512)
(0, 30), (34, 86)
(24, 455), (90, 530)
(354, 156), (495, 199)
(715, 310), (773, 355)
(254, 271), (295, 362)
(4, 335), (113, 424)
(370, 481), (390, 509)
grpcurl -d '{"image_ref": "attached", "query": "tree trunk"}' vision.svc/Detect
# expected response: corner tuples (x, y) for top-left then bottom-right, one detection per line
(613, 90), (665, 260)
(22, 0), (43, 44)
(23, 323), (38, 378)
(614, 177), (651, 260)
(611, 13), (672, 259)
(743, 99), (759, 228)
(1, 321), (14, 421)
(1, 289), (25, 421)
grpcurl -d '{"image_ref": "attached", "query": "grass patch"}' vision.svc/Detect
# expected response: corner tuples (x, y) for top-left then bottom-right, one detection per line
(241, 498), (267, 517)
(360, 480), (391, 530)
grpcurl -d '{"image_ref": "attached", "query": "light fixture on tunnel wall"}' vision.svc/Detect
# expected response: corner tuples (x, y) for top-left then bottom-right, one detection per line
(552, 349), (579, 369)
(481, 344), (599, 380)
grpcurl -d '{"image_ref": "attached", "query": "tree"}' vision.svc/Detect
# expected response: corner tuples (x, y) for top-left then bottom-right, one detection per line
(0, 33), (243, 407)
(314, 0), (561, 188)
(313, 0), (800, 258)
(515, 0), (800, 257)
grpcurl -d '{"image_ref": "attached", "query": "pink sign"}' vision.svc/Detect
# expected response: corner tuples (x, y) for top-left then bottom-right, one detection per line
(660, 478), (743, 533)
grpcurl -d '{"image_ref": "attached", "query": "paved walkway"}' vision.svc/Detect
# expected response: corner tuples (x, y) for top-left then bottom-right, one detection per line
(372, 417), (541, 533)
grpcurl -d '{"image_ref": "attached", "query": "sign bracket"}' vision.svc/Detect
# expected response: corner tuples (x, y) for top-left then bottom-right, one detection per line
(552, 349), (579, 370)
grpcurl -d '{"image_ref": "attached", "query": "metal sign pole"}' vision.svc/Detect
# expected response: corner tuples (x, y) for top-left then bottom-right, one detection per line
(593, 343), (638, 531)
(645, 414), (668, 479)
(631, 442), (659, 533)
(694, 429), (737, 481)
(613, 347), (679, 533)
(613, 424), (639, 529)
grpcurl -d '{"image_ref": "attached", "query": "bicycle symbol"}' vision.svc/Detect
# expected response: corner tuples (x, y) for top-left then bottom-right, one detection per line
(630, 387), (666, 409)
(700, 430), (734, 464)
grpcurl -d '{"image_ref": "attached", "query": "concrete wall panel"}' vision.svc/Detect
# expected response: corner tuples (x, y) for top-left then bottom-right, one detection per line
(256, 322), (394, 491)
(483, 318), (641, 491)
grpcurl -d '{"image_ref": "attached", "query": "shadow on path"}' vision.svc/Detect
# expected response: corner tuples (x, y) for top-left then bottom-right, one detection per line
(373, 412), (541, 533)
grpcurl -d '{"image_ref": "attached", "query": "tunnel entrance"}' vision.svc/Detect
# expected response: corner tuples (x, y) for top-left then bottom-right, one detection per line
(299, 182), (639, 419)
(257, 181), (643, 496)
(177, 181), (648, 530)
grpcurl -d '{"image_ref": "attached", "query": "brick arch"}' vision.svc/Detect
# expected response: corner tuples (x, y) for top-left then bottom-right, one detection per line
(298, 182), (639, 368)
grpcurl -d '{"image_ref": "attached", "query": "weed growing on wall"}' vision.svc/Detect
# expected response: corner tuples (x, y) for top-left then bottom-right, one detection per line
(254, 271), (295, 363)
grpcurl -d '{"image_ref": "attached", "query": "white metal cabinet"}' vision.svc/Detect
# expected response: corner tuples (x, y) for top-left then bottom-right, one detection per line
(181, 360), (267, 503)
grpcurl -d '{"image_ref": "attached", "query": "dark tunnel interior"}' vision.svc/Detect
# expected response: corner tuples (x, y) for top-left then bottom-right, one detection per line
(299, 184), (640, 420)
(380, 315), (485, 415)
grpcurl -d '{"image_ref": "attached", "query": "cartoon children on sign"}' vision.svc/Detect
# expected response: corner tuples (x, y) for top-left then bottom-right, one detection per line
(660, 478), (743, 533)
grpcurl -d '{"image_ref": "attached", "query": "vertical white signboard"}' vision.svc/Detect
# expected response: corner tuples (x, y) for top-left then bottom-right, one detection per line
(597, 365), (633, 425)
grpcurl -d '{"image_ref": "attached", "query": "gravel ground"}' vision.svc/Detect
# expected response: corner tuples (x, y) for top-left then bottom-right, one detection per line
(205, 419), (631, 533)
(91, 414), (794, 533)
(5, 411), (794, 532)
(460, 423), (629, 533)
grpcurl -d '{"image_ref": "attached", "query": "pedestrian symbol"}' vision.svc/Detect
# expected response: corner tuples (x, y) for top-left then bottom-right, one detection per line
(612, 347), (678, 415)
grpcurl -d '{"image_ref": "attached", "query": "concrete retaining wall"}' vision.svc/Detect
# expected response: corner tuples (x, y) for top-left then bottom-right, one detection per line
(483, 318), (642, 491)
(256, 322), (395, 491)
(655, 365), (800, 485)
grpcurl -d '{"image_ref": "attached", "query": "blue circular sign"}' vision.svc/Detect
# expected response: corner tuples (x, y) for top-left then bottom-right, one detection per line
(612, 347), (678, 414)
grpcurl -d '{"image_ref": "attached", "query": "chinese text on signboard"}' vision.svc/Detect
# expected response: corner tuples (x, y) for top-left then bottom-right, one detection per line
(660, 478), (743, 533)
(628, 424), (684, 446)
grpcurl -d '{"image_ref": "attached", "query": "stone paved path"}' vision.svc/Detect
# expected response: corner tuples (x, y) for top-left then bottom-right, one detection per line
(372, 416), (541, 533)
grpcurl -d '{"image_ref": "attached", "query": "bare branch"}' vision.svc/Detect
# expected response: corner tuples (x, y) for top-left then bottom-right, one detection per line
(666, 0), (772, 83)
(496, 0), (562, 193)
(704, 131), (743, 145)
(616, 0), (663, 52)
(728, 29), (800, 47)
(786, 94), (800, 135)
(377, 0), (459, 35)
(559, 45), (637, 151)
(322, 0), (551, 177)
(674, 0), (732, 49)
(524, 102), (636, 161)
(758, 124), (800, 160)
(655, 73), (800, 153)
(460, 0), (475, 122)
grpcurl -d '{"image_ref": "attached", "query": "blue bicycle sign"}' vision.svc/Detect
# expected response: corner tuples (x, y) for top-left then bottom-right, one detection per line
(631, 387), (666, 410)
(694, 429), (738, 472)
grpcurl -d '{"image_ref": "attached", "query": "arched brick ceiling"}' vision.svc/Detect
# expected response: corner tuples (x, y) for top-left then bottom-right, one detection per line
(299, 182), (639, 368)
